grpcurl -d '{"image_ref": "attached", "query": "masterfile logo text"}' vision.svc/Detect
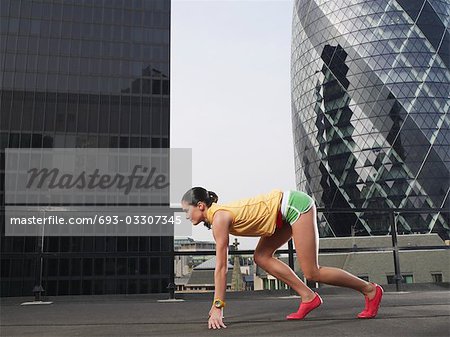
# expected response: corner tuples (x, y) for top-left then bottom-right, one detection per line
(5, 148), (191, 205)
(26, 165), (169, 196)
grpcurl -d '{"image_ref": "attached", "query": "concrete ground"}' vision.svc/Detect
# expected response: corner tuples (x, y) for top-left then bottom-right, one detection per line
(1, 286), (449, 337)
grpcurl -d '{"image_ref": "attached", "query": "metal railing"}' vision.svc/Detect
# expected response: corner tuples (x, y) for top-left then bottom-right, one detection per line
(3, 207), (446, 299)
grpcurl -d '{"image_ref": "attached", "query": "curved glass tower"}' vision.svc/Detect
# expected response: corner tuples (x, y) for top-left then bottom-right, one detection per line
(291, 0), (449, 238)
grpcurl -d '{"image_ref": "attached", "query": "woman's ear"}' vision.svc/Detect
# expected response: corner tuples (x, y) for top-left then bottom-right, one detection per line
(197, 201), (205, 211)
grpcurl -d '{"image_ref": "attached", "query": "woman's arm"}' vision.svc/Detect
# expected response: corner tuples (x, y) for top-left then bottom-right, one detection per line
(208, 211), (230, 329)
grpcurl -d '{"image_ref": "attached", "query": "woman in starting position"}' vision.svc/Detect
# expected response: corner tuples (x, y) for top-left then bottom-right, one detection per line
(181, 187), (383, 329)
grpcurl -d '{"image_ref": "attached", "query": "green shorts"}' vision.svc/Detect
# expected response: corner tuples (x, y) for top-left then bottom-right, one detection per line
(280, 190), (314, 225)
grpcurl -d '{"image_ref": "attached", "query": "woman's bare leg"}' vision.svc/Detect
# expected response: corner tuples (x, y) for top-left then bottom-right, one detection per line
(291, 205), (376, 299)
(254, 223), (316, 301)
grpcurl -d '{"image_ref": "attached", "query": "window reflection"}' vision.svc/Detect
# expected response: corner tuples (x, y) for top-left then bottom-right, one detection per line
(291, 0), (450, 239)
(1, 0), (171, 297)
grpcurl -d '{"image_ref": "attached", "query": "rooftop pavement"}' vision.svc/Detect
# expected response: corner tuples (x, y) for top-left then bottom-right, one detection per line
(1, 285), (449, 337)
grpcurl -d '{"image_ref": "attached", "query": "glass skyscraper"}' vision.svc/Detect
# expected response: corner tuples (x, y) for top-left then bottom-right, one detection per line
(1, 0), (171, 296)
(291, 0), (449, 238)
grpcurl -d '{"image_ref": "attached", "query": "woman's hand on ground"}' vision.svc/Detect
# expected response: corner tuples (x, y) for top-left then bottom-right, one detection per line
(208, 307), (227, 329)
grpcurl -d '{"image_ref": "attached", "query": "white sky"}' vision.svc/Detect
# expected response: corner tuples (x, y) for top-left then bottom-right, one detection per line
(171, 0), (296, 249)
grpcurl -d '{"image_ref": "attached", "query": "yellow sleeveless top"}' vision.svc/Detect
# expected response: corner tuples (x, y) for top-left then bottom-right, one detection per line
(205, 190), (283, 237)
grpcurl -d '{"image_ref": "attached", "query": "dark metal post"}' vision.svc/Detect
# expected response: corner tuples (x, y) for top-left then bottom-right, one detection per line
(32, 213), (45, 301)
(32, 251), (44, 301)
(288, 239), (295, 295)
(167, 235), (176, 299)
(158, 212), (184, 303)
(390, 211), (403, 292)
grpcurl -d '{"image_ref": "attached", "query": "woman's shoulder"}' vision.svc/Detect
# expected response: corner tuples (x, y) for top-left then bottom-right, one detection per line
(207, 204), (235, 225)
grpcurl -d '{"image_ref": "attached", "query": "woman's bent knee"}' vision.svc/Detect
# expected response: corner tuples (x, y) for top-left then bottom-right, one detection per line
(303, 267), (321, 281)
(253, 253), (272, 268)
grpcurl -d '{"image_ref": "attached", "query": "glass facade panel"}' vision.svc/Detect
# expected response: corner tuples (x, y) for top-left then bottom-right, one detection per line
(1, 0), (171, 296)
(291, 0), (449, 239)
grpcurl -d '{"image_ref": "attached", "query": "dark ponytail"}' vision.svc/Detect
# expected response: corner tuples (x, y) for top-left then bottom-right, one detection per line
(207, 191), (218, 205)
(181, 187), (218, 229)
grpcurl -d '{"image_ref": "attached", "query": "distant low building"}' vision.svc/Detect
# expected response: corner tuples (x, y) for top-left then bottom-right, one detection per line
(174, 237), (216, 277)
(181, 257), (233, 292)
(175, 238), (255, 292)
